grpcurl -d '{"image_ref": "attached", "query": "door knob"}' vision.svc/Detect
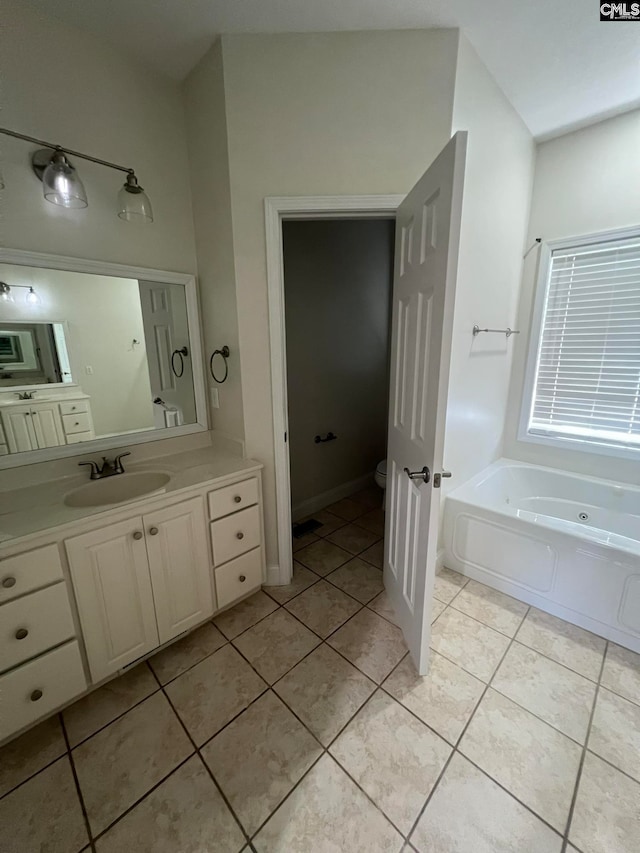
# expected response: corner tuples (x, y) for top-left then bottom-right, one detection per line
(404, 466), (431, 484)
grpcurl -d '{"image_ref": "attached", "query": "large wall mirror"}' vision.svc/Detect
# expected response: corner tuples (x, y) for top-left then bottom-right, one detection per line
(0, 251), (207, 466)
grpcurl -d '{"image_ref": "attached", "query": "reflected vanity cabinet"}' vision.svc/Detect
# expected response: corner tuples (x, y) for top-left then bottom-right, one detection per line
(0, 395), (95, 454)
(0, 467), (265, 743)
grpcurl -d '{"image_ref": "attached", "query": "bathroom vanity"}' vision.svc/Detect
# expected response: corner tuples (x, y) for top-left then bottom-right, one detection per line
(0, 446), (266, 743)
(0, 392), (95, 454)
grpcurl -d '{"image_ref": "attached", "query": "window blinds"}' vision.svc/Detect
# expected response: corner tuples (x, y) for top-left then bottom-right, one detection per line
(528, 236), (640, 450)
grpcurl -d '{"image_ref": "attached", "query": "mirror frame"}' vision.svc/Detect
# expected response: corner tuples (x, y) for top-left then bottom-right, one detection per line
(0, 248), (208, 469)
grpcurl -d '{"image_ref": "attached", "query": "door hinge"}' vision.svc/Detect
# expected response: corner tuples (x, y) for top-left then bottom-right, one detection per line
(284, 431), (287, 443)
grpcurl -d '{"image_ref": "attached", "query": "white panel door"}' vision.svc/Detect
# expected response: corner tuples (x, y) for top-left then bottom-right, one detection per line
(144, 497), (214, 644)
(66, 517), (159, 682)
(30, 404), (65, 448)
(3, 408), (37, 452)
(385, 132), (467, 674)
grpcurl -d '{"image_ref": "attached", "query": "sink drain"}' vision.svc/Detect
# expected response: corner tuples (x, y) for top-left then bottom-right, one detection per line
(578, 511), (589, 522)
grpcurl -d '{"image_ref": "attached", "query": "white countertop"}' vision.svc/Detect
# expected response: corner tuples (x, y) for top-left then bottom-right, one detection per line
(0, 446), (262, 544)
(0, 392), (90, 408)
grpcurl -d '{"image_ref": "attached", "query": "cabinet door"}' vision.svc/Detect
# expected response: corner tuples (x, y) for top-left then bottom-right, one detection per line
(66, 517), (159, 683)
(31, 405), (65, 448)
(144, 497), (214, 644)
(3, 409), (37, 453)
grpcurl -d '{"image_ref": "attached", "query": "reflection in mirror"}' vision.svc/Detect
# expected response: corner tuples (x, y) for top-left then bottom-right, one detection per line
(0, 263), (197, 457)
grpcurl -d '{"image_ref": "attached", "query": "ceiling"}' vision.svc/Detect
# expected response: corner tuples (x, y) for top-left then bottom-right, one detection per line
(23, 0), (640, 139)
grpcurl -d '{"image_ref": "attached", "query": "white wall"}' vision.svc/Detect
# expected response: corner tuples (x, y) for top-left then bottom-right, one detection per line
(442, 36), (535, 500)
(183, 42), (245, 441)
(220, 29), (459, 568)
(0, 1), (196, 275)
(284, 219), (393, 513)
(504, 109), (640, 485)
(0, 264), (155, 437)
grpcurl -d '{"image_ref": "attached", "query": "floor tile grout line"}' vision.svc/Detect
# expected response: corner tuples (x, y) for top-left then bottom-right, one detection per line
(503, 636), (605, 684)
(0, 745), (70, 803)
(59, 712), (98, 851)
(581, 746), (640, 787)
(560, 639), (609, 852)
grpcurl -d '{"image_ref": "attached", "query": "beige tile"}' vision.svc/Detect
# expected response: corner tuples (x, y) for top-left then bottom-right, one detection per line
(350, 486), (383, 510)
(95, 756), (244, 853)
(292, 531), (319, 552)
(460, 688), (581, 831)
(589, 687), (640, 782)
(570, 751), (640, 853)
(384, 651), (484, 744)
(328, 608), (407, 683)
(601, 642), (640, 706)
(233, 609), (320, 684)
(254, 753), (402, 852)
(368, 589), (400, 626)
(431, 598), (446, 623)
(331, 690), (450, 834)
(516, 608), (606, 681)
(264, 562), (319, 604)
(166, 644), (266, 745)
(326, 497), (368, 521)
(284, 579), (360, 638)
(202, 691), (322, 835)
(353, 507), (385, 536)
(411, 752), (563, 853)
(451, 580), (528, 637)
(492, 643), (596, 743)
(327, 557), (384, 603)
(430, 607), (510, 682)
(433, 567), (468, 604)
(64, 664), (158, 747)
(0, 757), (87, 853)
(0, 715), (66, 798)
(360, 539), (384, 568)
(213, 590), (278, 640)
(73, 691), (193, 835)
(273, 645), (375, 746)
(295, 538), (353, 576)
(299, 509), (346, 537)
(149, 623), (226, 684)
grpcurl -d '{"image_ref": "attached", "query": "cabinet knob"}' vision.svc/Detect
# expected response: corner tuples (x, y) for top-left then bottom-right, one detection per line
(233, 495), (242, 504)
(236, 532), (244, 540)
(149, 527), (159, 536)
(71, 406), (76, 411)
(15, 628), (28, 640)
(133, 531), (143, 540)
(30, 689), (43, 702)
(74, 422), (79, 426)
(2, 576), (16, 588)
(239, 575), (246, 583)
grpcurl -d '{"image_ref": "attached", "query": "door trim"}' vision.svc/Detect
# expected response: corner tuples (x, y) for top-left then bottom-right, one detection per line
(264, 195), (404, 585)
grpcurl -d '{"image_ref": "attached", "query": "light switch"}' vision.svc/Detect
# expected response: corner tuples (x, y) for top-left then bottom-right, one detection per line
(210, 387), (219, 409)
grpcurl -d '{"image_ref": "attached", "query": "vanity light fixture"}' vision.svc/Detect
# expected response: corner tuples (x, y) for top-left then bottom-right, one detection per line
(0, 282), (14, 303)
(25, 287), (41, 306)
(0, 282), (41, 305)
(0, 127), (153, 223)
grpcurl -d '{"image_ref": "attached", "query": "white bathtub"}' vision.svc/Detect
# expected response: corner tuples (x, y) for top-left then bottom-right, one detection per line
(443, 459), (640, 653)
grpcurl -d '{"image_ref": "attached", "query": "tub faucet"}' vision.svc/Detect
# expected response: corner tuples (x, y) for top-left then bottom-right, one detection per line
(78, 452), (131, 480)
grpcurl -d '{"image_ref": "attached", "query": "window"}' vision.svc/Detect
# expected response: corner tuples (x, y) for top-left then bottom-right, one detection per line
(522, 230), (640, 456)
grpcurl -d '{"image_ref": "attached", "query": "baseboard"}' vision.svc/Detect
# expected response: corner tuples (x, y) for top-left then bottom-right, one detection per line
(292, 472), (376, 521)
(435, 548), (446, 573)
(265, 563), (286, 586)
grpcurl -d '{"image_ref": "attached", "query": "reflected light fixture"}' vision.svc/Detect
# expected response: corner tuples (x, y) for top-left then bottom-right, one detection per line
(0, 283), (14, 303)
(25, 287), (41, 306)
(0, 127), (153, 223)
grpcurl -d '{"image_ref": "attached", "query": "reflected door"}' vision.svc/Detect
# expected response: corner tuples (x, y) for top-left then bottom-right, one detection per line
(385, 133), (467, 674)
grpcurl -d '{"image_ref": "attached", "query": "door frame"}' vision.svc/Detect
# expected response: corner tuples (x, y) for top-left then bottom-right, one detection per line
(264, 195), (404, 584)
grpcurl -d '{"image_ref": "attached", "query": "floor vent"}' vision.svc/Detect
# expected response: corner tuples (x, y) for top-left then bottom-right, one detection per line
(292, 518), (322, 538)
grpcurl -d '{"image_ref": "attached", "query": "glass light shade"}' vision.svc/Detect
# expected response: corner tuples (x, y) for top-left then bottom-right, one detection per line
(118, 173), (153, 223)
(42, 152), (88, 209)
(25, 287), (41, 306)
(0, 283), (14, 303)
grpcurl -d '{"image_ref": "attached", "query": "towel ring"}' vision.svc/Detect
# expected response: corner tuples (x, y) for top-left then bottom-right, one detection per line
(209, 345), (230, 383)
(171, 346), (189, 378)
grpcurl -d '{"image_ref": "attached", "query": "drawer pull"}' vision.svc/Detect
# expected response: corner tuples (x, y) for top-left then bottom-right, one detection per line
(239, 575), (246, 583)
(30, 689), (43, 702)
(2, 576), (16, 588)
(234, 495), (242, 504)
(149, 527), (159, 536)
(15, 628), (29, 640)
(236, 532), (244, 540)
(71, 406), (76, 411)
(133, 531), (143, 540)
(74, 421), (80, 426)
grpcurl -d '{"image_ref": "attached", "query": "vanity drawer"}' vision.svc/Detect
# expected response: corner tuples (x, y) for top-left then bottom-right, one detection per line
(66, 431), (94, 445)
(211, 505), (261, 566)
(62, 412), (92, 434)
(0, 641), (87, 741)
(59, 400), (89, 416)
(0, 582), (75, 674)
(215, 548), (263, 610)
(208, 477), (259, 521)
(0, 544), (64, 605)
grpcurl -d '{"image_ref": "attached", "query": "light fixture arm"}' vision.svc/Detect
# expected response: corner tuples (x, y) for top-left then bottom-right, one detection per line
(0, 127), (135, 176)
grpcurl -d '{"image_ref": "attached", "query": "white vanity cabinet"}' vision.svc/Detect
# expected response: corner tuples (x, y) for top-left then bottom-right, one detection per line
(66, 496), (213, 683)
(0, 395), (95, 453)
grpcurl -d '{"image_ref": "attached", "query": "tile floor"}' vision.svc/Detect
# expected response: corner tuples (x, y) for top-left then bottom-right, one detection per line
(1, 488), (640, 852)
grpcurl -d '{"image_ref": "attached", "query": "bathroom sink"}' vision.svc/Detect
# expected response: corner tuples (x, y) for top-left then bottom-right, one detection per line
(64, 472), (171, 508)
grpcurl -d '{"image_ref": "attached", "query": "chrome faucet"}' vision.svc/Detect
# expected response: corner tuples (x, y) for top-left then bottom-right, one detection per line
(15, 390), (36, 400)
(78, 452), (131, 480)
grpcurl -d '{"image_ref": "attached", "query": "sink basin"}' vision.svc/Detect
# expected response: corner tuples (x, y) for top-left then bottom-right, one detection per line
(64, 472), (171, 508)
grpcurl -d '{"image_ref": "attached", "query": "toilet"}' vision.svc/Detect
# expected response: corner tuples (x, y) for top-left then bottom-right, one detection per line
(374, 459), (387, 491)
